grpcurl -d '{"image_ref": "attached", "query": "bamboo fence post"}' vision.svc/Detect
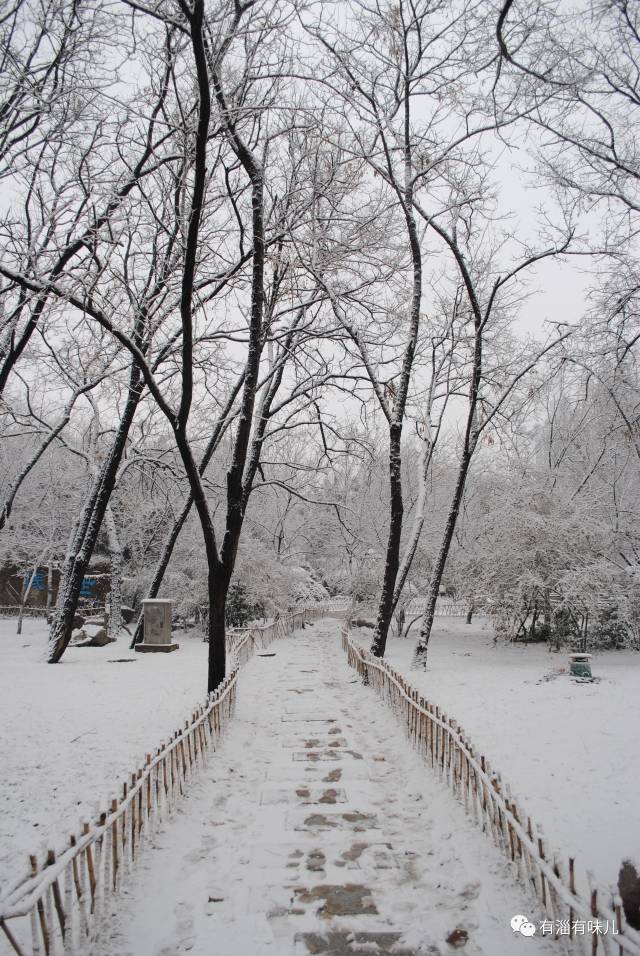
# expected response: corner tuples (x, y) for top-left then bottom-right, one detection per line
(130, 774), (137, 860)
(493, 773), (506, 854)
(543, 848), (560, 928)
(46, 848), (67, 948)
(434, 707), (440, 769)
(136, 769), (143, 840)
(462, 732), (471, 813)
(82, 823), (96, 917)
(0, 917), (25, 956)
(62, 852), (73, 955)
(94, 810), (107, 924)
(590, 879), (599, 956)
(69, 834), (85, 947)
(120, 783), (128, 876)
(30, 854), (50, 956)
(613, 896), (624, 956)
(510, 793), (525, 877)
(186, 722), (193, 771)
(110, 798), (119, 891)
(503, 783), (516, 866)
(552, 858), (567, 941)
(43, 866), (55, 956)
(535, 823), (548, 913)
(170, 743), (177, 805)
(68, 836), (81, 932)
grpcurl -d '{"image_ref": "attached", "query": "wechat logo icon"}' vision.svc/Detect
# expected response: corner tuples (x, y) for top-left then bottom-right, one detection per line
(511, 915), (537, 937)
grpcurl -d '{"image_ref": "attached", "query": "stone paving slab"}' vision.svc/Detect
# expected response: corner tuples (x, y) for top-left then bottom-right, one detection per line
(259, 786), (349, 806)
(294, 930), (418, 955)
(265, 763), (371, 782)
(281, 714), (339, 723)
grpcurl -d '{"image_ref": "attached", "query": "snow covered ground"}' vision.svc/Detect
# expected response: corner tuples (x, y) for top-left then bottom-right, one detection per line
(2, 611), (638, 940)
(382, 616), (640, 894)
(92, 622), (556, 956)
(0, 617), (208, 894)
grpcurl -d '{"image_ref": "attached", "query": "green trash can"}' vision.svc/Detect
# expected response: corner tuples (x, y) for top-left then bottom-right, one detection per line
(569, 653), (592, 679)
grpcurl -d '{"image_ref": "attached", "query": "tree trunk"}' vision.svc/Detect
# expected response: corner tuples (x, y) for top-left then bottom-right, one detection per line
(466, 601), (474, 625)
(130, 374), (245, 648)
(554, 612), (563, 652)
(208, 574), (228, 692)
(369, 171), (422, 658)
(46, 562), (55, 609)
(371, 423), (404, 656)
(17, 564), (40, 635)
(103, 504), (123, 639)
(48, 364), (143, 663)
(543, 587), (552, 639)
(412, 274), (483, 669)
(172, 425), (227, 689)
(390, 432), (435, 619)
(412, 446), (474, 668)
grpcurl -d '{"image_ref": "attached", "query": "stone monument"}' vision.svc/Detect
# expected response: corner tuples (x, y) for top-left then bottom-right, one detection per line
(135, 598), (179, 653)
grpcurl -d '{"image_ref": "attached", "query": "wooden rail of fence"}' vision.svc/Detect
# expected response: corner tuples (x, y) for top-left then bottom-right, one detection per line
(0, 604), (328, 956)
(0, 671), (238, 956)
(0, 606), (50, 619)
(228, 607), (312, 665)
(403, 600), (469, 617)
(0, 606), (108, 621)
(341, 623), (640, 956)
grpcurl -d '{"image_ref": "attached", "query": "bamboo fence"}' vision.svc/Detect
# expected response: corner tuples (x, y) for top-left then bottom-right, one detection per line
(227, 602), (345, 666)
(403, 599), (469, 617)
(341, 622), (640, 956)
(0, 606), (50, 619)
(227, 607), (312, 665)
(0, 604), (330, 956)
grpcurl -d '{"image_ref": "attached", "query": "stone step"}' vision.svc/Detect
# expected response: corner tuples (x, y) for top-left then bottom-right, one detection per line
(294, 930), (417, 955)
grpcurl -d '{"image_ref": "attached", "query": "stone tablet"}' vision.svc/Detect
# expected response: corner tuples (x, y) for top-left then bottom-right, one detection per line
(136, 599), (179, 653)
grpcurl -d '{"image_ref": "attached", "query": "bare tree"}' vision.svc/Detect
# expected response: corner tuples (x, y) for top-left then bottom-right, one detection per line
(301, 0), (518, 657)
(410, 211), (573, 666)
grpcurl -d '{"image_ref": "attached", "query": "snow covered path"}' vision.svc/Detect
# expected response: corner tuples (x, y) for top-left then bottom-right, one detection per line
(94, 622), (553, 956)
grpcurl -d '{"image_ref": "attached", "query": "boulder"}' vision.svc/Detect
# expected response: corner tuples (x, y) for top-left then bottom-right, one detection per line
(75, 626), (116, 648)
